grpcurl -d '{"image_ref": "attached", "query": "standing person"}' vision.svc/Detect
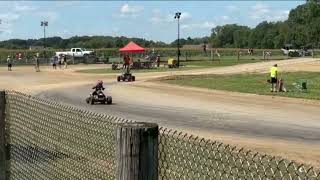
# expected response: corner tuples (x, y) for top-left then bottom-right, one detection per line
(270, 64), (278, 92)
(203, 44), (207, 55)
(34, 53), (40, 72)
(52, 56), (57, 70)
(122, 55), (126, 69)
(156, 55), (160, 68)
(7, 55), (12, 71)
(58, 55), (62, 69)
(63, 55), (68, 69)
(123, 55), (130, 70)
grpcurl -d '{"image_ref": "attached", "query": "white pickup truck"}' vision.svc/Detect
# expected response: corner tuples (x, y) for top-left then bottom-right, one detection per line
(55, 48), (94, 58)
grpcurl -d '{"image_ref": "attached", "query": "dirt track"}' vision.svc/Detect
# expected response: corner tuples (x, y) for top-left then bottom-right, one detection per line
(1, 58), (320, 167)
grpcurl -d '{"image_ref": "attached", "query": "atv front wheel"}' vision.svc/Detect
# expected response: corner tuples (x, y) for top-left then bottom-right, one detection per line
(90, 97), (94, 105)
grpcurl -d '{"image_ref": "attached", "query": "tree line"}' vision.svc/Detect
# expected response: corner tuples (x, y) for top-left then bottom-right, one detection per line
(210, 0), (320, 49)
(0, 35), (212, 50)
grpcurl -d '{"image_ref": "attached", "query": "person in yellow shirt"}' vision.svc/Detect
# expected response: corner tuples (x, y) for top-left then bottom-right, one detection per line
(270, 64), (278, 92)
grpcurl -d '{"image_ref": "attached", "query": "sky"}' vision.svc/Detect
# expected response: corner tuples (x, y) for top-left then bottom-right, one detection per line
(0, 1), (305, 43)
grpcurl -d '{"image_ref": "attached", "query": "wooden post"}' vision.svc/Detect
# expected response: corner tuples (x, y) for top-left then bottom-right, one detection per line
(185, 51), (187, 61)
(0, 91), (7, 180)
(312, 44), (315, 58)
(237, 49), (240, 62)
(116, 122), (158, 180)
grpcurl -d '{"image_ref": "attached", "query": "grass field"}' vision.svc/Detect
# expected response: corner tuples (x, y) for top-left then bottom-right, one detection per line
(76, 59), (262, 74)
(162, 72), (320, 100)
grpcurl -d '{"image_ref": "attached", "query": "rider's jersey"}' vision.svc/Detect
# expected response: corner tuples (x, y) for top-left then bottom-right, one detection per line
(93, 82), (104, 90)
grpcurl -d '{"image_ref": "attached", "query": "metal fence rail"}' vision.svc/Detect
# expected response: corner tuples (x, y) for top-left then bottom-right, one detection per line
(5, 91), (127, 180)
(3, 91), (320, 179)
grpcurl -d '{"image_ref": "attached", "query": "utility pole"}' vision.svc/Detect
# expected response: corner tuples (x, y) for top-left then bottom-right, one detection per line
(174, 12), (181, 68)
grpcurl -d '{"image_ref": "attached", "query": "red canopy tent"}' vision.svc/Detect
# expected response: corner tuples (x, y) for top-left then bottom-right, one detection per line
(119, 41), (145, 53)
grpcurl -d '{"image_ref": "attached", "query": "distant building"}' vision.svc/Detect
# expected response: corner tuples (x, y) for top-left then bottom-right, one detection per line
(29, 46), (44, 50)
(182, 44), (211, 49)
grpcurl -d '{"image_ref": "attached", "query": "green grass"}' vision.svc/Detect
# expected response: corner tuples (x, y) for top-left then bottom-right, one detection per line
(162, 72), (320, 100)
(76, 66), (197, 74)
(76, 59), (263, 74)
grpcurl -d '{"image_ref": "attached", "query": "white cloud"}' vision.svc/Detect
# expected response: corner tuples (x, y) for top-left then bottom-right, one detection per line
(0, 3), (39, 36)
(150, 10), (191, 24)
(61, 29), (73, 38)
(0, 13), (20, 35)
(181, 21), (215, 31)
(150, 9), (167, 24)
(14, 5), (37, 12)
(250, 4), (270, 20)
(180, 12), (191, 21)
(273, 10), (290, 21)
(221, 16), (229, 21)
(152, 8), (161, 14)
(112, 27), (120, 36)
(250, 3), (289, 22)
(36, 12), (59, 22)
(0, 13), (20, 22)
(119, 4), (143, 18)
(226, 5), (239, 12)
(54, 1), (78, 7)
(150, 9), (173, 24)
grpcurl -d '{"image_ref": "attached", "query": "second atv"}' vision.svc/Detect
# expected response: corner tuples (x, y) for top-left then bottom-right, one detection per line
(117, 66), (135, 82)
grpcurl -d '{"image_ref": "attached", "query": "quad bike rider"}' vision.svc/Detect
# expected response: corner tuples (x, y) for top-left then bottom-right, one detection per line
(92, 80), (105, 95)
(86, 80), (112, 104)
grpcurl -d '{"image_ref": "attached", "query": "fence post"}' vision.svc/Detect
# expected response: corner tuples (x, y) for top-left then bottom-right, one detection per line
(116, 122), (158, 180)
(237, 49), (240, 62)
(0, 91), (7, 180)
(185, 51), (187, 61)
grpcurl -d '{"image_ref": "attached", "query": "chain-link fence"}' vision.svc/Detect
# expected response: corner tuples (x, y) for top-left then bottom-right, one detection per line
(4, 91), (128, 179)
(158, 128), (320, 180)
(0, 48), (293, 66)
(2, 91), (320, 179)
(96, 48), (290, 64)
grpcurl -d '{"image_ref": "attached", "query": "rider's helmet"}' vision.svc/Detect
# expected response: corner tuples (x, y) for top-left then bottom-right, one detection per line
(98, 80), (103, 84)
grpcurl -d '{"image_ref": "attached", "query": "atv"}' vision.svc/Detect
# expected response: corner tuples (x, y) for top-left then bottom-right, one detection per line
(117, 66), (135, 82)
(86, 89), (112, 105)
(117, 72), (135, 82)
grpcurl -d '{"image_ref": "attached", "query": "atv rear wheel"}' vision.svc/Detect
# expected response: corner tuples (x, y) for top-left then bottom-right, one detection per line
(106, 97), (112, 104)
(117, 76), (120, 82)
(132, 76), (135, 81)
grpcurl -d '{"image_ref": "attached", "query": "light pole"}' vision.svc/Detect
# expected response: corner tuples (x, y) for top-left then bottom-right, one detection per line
(174, 12), (181, 68)
(41, 21), (48, 49)
(41, 21), (48, 62)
